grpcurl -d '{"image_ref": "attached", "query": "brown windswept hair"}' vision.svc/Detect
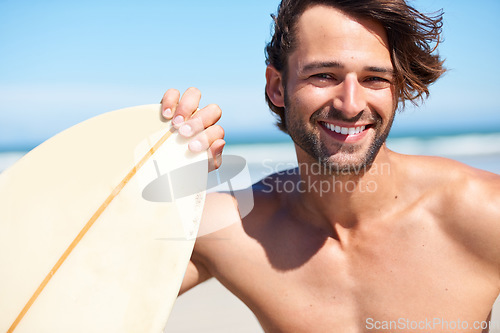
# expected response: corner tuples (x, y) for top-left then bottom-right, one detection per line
(265, 0), (446, 132)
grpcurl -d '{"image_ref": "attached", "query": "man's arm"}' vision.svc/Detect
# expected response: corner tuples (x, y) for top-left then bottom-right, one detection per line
(178, 192), (244, 295)
(471, 171), (500, 277)
(441, 163), (500, 281)
(179, 257), (213, 295)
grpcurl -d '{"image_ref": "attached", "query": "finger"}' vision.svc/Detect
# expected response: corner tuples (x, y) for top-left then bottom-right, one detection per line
(178, 104), (222, 138)
(207, 139), (225, 172)
(187, 124), (225, 153)
(172, 87), (201, 127)
(160, 88), (180, 119)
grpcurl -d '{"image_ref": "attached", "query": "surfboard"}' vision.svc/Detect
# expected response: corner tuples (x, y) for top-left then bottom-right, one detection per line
(0, 104), (207, 333)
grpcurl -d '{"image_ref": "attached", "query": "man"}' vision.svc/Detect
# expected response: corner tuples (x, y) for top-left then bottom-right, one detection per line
(162, 0), (500, 332)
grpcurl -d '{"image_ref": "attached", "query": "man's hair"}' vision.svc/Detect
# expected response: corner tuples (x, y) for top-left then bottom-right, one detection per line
(265, 0), (446, 132)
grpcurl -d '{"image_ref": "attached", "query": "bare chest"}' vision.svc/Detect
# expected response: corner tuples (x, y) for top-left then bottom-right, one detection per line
(218, 218), (498, 333)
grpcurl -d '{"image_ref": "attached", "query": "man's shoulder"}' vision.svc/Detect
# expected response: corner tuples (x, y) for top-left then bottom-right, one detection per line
(400, 154), (500, 263)
(396, 153), (499, 189)
(396, 153), (499, 207)
(196, 171), (288, 240)
(191, 177), (288, 278)
(440, 161), (500, 265)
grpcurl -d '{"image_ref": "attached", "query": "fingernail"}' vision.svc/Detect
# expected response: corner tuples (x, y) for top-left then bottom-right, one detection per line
(179, 124), (193, 137)
(163, 108), (173, 118)
(173, 115), (184, 126)
(188, 140), (203, 152)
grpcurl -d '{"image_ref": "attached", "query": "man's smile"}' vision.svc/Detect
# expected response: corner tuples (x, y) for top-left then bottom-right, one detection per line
(319, 121), (372, 143)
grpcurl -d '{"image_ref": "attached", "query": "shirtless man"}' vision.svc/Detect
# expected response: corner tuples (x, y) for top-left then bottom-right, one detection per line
(160, 0), (500, 332)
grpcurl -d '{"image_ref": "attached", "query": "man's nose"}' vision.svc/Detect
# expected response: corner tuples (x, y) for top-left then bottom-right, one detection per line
(332, 74), (366, 118)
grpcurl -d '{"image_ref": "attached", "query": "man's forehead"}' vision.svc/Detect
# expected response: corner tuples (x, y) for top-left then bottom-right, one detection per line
(295, 4), (389, 49)
(292, 4), (392, 68)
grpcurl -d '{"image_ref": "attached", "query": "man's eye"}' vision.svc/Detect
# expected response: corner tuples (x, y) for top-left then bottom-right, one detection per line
(364, 76), (392, 88)
(312, 73), (332, 80)
(366, 76), (387, 82)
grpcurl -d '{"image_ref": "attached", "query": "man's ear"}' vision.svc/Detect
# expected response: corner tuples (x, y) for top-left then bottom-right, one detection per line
(265, 65), (285, 108)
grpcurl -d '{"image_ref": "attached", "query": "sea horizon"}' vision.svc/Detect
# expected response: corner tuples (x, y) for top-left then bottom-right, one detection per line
(2, 131), (499, 178)
(1, 126), (500, 153)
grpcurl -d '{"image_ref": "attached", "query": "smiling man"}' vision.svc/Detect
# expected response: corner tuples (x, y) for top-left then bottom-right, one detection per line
(266, 3), (397, 174)
(161, 0), (500, 332)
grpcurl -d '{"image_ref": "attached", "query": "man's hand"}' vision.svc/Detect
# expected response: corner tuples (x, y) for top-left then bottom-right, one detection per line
(160, 87), (225, 171)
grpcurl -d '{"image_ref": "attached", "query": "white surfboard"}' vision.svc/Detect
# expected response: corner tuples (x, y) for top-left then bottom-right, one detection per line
(0, 104), (207, 333)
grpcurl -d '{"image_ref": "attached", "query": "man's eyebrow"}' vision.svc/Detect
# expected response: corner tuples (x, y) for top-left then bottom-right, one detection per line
(299, 62), (394, 76)
(300, 61), (343, 73)
(364, 66), (395, 75)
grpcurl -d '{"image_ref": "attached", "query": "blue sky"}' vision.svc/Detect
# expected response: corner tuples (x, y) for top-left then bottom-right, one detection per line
(1, 0), (499, 150)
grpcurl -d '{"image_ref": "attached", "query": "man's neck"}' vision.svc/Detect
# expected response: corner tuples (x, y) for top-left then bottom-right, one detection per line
(289, 144), (399, 239)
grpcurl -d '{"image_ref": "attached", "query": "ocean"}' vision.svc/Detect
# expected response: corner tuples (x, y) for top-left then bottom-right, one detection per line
(1, 132), (500, 179)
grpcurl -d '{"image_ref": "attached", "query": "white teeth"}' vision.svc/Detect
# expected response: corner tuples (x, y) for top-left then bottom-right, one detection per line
(323, 122), (367, 135)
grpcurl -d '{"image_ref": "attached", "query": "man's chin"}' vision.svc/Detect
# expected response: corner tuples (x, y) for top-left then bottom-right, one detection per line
(319, 158), (373, 176)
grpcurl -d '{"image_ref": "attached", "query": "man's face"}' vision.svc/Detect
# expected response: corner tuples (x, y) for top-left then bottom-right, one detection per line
(283, 5), (396, 173)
